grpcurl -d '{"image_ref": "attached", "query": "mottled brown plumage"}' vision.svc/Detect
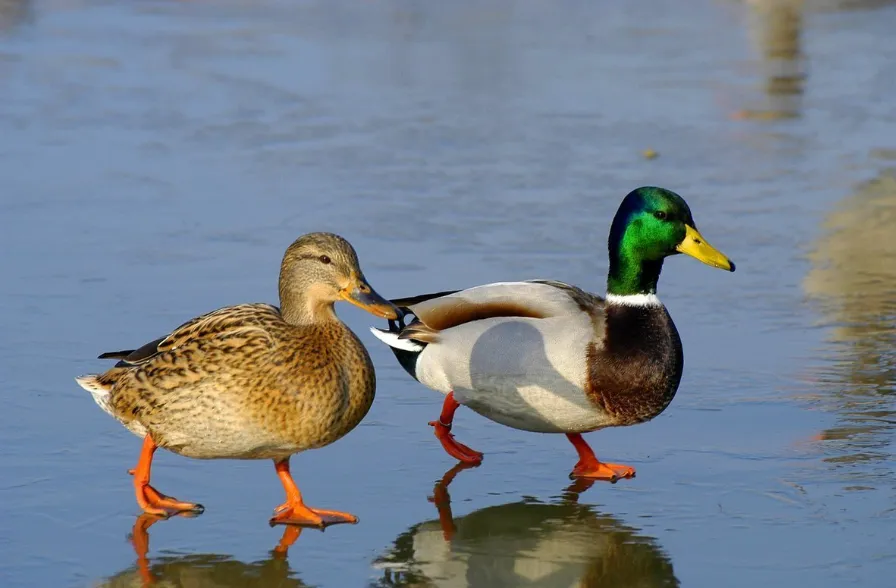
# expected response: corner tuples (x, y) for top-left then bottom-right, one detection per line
(89, 303), (376, 460)
(77, 232), (398, 526)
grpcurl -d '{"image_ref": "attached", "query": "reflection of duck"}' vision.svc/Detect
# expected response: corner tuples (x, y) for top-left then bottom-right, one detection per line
(372, 465), (679, 588)
(733, 0), (806, 121)
(98, 516), (308, 588)
(0, 0), (30, 33)
(733, 0), (896, 122)
(803, 168), (896, 468)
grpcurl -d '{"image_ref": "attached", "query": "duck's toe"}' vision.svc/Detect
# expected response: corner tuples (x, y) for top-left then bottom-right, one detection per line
(137, 484), (204, 517)
(270, 502), (357, 528)
(429, 421), (484, 465)
(570, 459), (636, 482)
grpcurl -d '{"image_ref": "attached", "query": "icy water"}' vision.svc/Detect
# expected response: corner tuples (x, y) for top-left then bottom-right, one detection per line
(1, 0), (895, 586)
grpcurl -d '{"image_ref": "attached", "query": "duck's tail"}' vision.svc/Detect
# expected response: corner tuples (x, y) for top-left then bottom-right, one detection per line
(369, 327), (425, 353)
(370, 303), (430, 381)
(75, 374), (115, 417)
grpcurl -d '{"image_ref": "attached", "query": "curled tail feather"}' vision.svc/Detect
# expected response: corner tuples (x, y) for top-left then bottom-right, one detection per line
(75, 374), (115, 417)
(369, 327), (425, 352)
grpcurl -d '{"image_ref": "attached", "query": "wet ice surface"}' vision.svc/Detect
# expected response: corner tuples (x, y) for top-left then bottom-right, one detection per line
(1, 0), (895, 586)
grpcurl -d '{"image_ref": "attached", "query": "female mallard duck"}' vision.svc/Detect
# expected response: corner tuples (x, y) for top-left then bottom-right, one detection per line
(371, 187), (734, 481)
(76, 233), (398, 526)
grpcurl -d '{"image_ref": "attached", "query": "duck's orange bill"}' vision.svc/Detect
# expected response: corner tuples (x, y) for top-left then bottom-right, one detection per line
(340, 278), (399, 319)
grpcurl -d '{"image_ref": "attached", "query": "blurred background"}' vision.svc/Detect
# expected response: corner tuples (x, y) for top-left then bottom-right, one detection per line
(1, 0), (894, 586)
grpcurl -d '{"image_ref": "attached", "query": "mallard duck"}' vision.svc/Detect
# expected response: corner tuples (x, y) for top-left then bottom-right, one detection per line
(371, 187), (734, 481)
(76, 232), (398, 526)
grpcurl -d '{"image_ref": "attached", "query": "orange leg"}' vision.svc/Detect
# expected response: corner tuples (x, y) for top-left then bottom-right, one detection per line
(428, 392), (483, 465)
(269, 458), (359, 528)
(566, 433), (635, 482)
(132, 435), (204, 517)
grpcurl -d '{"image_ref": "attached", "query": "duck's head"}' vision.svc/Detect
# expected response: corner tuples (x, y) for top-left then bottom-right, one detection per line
(279, 232), (399, 323)
(607, 187), (734, 296)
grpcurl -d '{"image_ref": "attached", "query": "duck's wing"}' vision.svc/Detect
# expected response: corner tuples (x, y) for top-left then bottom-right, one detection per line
(372, 280), (603, 355)
(97, 303), (280, 368)
(78, 303), (281, 431)
(393, 280), (602, 338)
(371, 281), (607, 433)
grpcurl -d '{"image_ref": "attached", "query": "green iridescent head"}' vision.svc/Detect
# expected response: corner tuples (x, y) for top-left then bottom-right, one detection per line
(607, 186), (735, 296)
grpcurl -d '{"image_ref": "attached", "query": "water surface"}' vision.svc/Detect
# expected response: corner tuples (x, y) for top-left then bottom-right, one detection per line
(1, 1), (895, 586)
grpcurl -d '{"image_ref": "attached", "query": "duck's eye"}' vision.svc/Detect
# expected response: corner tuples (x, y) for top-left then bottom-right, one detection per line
(319, 255), (331, 264)
(653, 211), (667, 221)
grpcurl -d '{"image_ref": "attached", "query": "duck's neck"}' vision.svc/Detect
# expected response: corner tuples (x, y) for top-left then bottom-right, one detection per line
(606, 247), (664, 301)
(279, 287), (339, 326)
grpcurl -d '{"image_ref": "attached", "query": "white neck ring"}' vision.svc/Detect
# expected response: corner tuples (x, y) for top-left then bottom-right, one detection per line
(605, 293), (662, 307)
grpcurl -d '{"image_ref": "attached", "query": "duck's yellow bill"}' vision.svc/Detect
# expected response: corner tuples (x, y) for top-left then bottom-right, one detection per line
(341, 281), (400, 319)
(676, 225), (735, 272)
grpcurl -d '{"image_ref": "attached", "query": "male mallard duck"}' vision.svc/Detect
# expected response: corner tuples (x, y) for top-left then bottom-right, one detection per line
(76, 233), (398, 526)
(371, 187), (734, 481)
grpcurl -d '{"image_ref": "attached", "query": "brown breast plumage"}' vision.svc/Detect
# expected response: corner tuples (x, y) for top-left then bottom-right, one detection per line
(584, 304), (683, 426)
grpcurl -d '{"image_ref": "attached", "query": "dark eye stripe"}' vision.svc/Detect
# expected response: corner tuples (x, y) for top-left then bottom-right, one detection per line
(297, 253), (333, 263)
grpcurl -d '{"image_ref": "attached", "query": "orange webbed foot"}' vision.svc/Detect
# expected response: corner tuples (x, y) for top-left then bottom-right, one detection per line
(130, 436), (204, 518)
(269, 458), (357, 528)
(133, 476), (204, 517)
(269, 502), (358, 528)
(571, 457), (636, 482)
(139, 484), (205, 517)
(565, 433), (635, 483)
(429, 421), (483, 465)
